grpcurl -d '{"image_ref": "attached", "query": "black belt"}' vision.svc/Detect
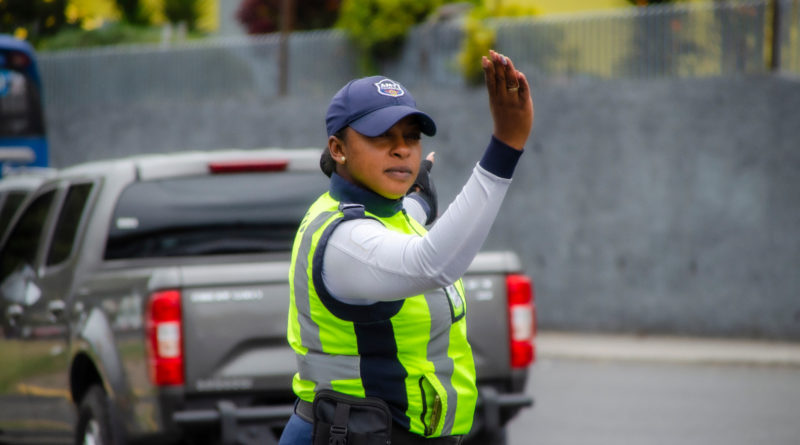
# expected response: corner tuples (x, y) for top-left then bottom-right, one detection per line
(295, 399), (463, 445)
(294, 399), (314, 423)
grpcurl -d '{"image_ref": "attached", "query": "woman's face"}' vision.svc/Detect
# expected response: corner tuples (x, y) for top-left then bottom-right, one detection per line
(332, 116), (422, 199)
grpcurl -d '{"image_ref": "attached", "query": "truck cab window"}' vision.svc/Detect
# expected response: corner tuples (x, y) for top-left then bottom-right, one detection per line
(0, 190), (54, 284)
(0, 190), (27, 230)
(46, 183), (93, 266)
(105, 172), (327, 260)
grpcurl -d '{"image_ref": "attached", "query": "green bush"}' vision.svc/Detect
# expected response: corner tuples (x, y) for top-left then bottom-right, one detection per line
(37, 22), (162, 51)
(336, 0), (474, 74)
(0, 0), (68, 44)
(163, 0), (201, 31)
(457, 7), (495, 85)
(115, 0), (151, 26)
(457, 3), (538, 85)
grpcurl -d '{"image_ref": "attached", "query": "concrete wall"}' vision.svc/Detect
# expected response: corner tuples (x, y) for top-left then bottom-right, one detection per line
(45, 75), (800, 340)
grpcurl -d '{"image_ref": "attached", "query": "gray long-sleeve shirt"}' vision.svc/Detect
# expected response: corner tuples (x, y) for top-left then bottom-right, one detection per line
(322, 137), (522, 304)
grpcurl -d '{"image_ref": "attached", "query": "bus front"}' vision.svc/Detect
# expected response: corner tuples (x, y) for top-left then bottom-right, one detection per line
(0, 35), (48, 177)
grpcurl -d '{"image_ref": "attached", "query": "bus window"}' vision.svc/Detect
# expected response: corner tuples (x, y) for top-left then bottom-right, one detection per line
(0, 68), (45, 137)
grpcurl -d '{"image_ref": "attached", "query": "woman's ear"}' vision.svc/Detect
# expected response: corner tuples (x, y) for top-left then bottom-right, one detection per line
(328, 135), (346, 165)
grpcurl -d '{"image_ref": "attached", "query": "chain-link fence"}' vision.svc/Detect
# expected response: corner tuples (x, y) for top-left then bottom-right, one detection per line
(37, 0), (799, 110)
(776, 0), (800, 72)
(495, 1), (769, 80)
(38, 30), (359, 110)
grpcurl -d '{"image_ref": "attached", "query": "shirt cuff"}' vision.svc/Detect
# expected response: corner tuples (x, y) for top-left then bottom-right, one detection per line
(479, 136), (524, 179)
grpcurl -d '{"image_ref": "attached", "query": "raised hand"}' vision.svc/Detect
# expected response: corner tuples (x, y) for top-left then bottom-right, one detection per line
(482, 50), (534, 151)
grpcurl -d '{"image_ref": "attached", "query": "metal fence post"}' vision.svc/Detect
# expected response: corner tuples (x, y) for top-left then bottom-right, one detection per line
(279, 0), (295, 96)
(771, 0), (783, 71)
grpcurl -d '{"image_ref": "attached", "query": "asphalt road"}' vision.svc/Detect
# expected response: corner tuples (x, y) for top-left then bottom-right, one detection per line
(507, 334), (800, 445)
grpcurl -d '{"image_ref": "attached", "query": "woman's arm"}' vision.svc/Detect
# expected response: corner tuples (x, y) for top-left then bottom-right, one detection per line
(323, 138), (520, 302)
(323, 50), (533, 303)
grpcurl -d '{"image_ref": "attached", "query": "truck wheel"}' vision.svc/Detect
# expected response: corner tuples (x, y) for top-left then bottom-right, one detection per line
(75, 385), (121, 445)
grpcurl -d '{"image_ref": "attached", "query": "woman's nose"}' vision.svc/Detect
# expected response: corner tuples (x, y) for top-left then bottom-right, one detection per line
(391, 138), (411, 158)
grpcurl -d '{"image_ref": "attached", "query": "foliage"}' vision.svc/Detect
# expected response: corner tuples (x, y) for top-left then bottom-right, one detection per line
(336, 0), (474, 74)
(163, 0), (200, 31)
(0, 0), (69, 44)
(36, 21), (163, 51)
(236, 0), (342, 35)
(457, 2), (538, 85)
(626, 0), (678, 5)
(115, 0), (150, 26)
(457, 7), (496, 85)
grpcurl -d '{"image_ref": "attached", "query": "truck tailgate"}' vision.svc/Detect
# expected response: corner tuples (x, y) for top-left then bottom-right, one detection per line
(178, 261), (295, 394)
(464, 251), (526, 380)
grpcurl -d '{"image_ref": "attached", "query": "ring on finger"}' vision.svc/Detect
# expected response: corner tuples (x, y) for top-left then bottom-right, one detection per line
(507, 86), (519, 91)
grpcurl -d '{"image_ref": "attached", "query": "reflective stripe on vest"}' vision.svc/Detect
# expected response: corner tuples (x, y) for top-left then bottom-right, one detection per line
(287, 193), (477, 437)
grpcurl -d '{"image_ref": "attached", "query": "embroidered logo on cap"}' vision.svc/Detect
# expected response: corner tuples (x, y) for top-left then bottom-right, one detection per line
(374, 79), (405, 97)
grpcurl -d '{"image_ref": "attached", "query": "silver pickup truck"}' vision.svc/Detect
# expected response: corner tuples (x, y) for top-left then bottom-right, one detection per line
(0, 149), (535, 445)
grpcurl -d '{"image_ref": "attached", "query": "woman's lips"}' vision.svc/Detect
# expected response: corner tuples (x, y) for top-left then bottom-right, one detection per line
(385, 166), (413, 180)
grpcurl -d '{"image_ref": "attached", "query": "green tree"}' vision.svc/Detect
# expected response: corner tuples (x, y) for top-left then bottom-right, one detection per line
(336, 0), (475, 73)
(626, 0), (675, 4)
(115, 0), (150, 26)
(458, 2), (537, 85)
(163, 0), (201, 31)
(36, 22), (162, 51)
(0, 0), (68, 44)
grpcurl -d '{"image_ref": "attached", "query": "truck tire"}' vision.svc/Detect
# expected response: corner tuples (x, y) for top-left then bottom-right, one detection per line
(75, 385), (123, 445)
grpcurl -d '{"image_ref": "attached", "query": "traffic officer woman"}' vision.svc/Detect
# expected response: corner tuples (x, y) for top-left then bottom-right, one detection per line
(280, 50), (533, 445)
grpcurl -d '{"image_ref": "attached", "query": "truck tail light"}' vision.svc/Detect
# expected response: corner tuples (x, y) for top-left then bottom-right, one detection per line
(506, 274), (536, 368)
(208, 160), (289, 174)
(146, 289), (184, 386)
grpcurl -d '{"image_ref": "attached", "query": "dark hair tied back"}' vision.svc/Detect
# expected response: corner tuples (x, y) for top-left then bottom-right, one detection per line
(320, 149), (336, 177)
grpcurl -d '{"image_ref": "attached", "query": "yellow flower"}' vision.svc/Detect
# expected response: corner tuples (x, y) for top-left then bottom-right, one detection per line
(82, 16), (105, 31)
(66, 4), (80, 24)
(14, 28), (28, 40)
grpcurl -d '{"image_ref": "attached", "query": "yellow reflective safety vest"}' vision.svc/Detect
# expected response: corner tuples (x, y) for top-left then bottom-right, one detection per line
(287, 186), (478, 437)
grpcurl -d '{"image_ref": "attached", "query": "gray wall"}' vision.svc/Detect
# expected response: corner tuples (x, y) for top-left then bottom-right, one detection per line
(45, 75), (800, 340)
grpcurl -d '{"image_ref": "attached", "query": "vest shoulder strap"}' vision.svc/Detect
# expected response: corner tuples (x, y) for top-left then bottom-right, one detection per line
(338, 202), (366, 220)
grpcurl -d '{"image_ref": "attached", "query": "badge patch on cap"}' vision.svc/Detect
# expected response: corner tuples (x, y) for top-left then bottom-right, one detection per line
(374, 79), (405, 97)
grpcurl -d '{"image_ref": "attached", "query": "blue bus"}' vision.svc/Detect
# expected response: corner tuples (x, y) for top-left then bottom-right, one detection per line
(0, 35), (48, 177)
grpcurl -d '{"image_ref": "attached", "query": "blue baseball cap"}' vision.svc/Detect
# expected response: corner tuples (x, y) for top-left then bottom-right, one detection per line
(326, 76), (436, 138)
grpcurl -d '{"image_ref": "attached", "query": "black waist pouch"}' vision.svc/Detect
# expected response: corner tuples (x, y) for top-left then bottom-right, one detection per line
(312, 389), (392, 445)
